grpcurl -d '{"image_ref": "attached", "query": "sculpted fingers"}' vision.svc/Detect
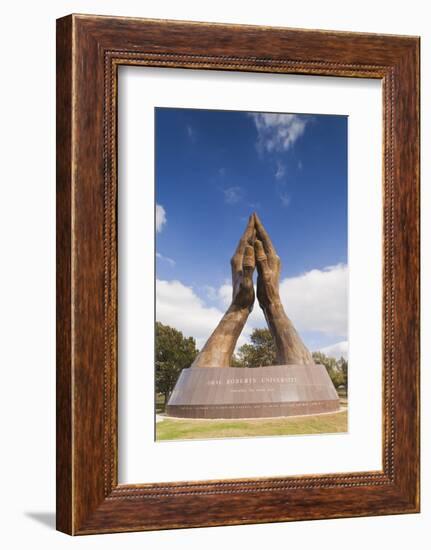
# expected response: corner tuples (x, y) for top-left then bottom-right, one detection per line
(231, 244), (255, 310)
(231, 214), (255, 272)
(254, 239), (270, 279)
(242, 244), (255, 290)
(255, 239), (280, 307)
(251, 226), (256, 246)
(243, 243), (255, 270)
(254, 213), (276, 256)
(254, 213), (281, 273)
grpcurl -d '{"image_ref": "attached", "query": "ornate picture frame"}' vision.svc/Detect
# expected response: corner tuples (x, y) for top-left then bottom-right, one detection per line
(56, 14), (420, 534)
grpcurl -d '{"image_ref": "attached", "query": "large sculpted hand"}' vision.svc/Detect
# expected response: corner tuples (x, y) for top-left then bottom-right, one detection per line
(191, 215), (256, 368)
(191, 212), (313, 369)
(231, 216), (256, 311)
(253, 213), (313, 365)
(253, 213), (282, 309)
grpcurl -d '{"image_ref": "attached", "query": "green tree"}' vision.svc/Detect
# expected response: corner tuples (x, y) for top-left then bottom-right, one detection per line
(155, 322), (199, 408)
(336, 356), (348, 390)
(233, 328), (277, 368)
(312, 351), (348, 391)
(312, 351), (337, 371)
(230, 354), (245, 368)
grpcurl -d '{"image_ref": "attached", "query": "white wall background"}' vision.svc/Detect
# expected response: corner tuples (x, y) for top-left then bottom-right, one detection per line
(0, 0), (428, 548)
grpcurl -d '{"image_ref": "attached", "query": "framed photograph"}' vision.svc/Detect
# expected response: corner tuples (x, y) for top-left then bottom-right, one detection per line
(56, 14), (420, 534)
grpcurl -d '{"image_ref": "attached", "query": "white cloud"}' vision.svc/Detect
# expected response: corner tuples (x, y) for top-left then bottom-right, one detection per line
(279, 264), (348, 337)
(156, 252), (175, 267)
(249, 113), (309, 153)
(223, 186), (243, 205)
(156, 204), (166, 233)
(203, 285), (218, 301)
(156, 279), (265, 350)
(156, 280), (224, 349)
(317, 341), (348, 360)
(217, 282), (232, 307)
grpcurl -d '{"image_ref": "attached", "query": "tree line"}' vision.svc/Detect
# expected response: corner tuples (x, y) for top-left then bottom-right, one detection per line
(155, 322), (348, 409)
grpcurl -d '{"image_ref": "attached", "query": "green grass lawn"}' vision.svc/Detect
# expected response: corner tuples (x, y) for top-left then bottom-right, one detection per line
(156, 408), (347, 441)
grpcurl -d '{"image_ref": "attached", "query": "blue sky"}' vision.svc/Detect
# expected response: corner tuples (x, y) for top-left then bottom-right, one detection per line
(155, 107), (348, 358)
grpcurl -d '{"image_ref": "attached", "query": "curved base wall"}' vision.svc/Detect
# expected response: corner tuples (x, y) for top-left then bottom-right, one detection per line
(166, 364), (340, 419)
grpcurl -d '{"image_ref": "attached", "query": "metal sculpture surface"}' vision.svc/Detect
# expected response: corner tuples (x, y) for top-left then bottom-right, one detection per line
(191, 213), (313, 368)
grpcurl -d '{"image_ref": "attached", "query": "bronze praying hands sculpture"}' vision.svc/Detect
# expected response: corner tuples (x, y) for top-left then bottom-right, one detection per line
(191, 212), (314, 368)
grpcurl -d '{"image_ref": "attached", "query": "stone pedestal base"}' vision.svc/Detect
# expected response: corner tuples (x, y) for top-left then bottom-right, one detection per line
(166, 364), (339, 419)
